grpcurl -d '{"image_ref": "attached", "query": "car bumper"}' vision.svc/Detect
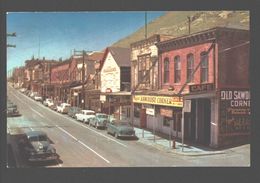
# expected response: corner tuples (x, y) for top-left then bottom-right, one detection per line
(118, 134), (136, 138)
(28, 154), (58, 162)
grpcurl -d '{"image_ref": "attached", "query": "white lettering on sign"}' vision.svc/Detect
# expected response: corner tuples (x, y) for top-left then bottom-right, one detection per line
(230, 100), (250, 107)
(220, 90), (250, 100)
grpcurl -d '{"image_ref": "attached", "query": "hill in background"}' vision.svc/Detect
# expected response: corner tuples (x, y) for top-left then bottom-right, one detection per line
(112, 11), (249, 48)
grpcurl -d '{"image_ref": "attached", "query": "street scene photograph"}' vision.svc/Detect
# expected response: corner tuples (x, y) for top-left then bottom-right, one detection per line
(6, 11), (250, 167)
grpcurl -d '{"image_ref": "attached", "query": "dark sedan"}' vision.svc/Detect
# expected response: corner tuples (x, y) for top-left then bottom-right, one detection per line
(106, 120), (136, 139)
(18, 131), (58, 162)
(7, 102), (21, 117)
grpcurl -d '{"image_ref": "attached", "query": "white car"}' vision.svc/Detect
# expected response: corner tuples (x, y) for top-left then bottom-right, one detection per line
(34, 95), (43, 101)
(75, 110), (95, 124)
(29, 92), (37, 98)
(57, 103), (71, 114)
(45, 99), (54, 107)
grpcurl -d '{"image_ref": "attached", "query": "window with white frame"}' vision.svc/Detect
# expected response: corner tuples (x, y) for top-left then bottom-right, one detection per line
(187, 53), (194, 83)
(174, 56), (181, 83)
(200, 52), (208, 83)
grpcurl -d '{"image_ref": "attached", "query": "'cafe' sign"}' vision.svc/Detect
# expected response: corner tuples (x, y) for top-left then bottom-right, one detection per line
(189, 83), (214, 93)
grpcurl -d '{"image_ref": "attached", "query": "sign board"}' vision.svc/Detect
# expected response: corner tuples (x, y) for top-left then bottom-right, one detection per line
(146, 108), (155, 116)
(189, 83), (214, 93)
(105, 88), (112, 93)
(184, 100), (191, 112)
(133, 95), (183, 107)
(219, 89), (250, 134)
(100, 95), (106, 102)
(160, 108), (173, 118)
(73, 92), (78, 96)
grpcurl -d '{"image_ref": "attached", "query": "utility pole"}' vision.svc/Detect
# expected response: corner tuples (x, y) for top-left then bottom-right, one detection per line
(187, 16), (191, 35)
(74, 50), (92, 109)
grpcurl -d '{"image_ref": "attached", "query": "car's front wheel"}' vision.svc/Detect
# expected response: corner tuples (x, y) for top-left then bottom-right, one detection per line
(115, 133), (118, 139)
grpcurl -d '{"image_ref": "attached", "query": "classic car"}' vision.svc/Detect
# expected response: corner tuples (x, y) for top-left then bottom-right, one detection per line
(75, 110), (95, 124)
(89, 113), (108, 129)
(67, 106), (81, 118)
(106, 120), (136, 139)
(7, 102), (21, 117)
(18, 130), (58, 162)
(57, 103), (71, 114)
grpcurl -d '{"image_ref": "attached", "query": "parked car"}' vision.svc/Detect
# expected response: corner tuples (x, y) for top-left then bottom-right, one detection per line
(7, 102), (21, 117)
(57, 103), (71, 114)
(89, 113), (108, 129)
(18, 130), (58, 162)
(19, 88), (27, 93)
(106, 120), (136, 139)
(45, 99), (54, 107)
(29, 92), (37, 98)
(67, 106), (81, 118)
(49, 103), (58, 111)
(34, 95), (43, 102)
(75, 110), (95, 124)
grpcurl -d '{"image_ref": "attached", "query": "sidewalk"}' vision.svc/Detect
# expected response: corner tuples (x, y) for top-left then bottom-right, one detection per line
(134, 127), (225, 156)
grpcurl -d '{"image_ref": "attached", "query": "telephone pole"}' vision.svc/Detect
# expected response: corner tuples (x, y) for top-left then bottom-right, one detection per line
(73, 50), (92, 109)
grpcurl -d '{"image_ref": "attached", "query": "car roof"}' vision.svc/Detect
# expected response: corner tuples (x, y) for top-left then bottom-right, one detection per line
(96, 113), (107, 115)
(25, 131), (47, 138)
(82, 110), (95, 112)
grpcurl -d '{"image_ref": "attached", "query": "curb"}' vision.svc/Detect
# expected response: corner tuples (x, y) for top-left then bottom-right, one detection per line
(136, 137), (225, 156)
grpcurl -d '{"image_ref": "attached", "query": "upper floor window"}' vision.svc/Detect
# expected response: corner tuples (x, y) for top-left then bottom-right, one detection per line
(174, 56), (181, 83)
(200, 52), (208, 83)
(187, 54), (194, 83)
(163, 57), (169, 83)
(138, 55), (151, 84)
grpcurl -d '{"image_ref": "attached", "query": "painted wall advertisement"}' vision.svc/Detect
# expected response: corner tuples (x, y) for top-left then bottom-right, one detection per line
(219, 89), (250, 134)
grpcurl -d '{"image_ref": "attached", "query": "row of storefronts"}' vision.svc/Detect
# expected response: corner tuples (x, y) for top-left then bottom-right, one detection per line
(13, 26), (250, 148)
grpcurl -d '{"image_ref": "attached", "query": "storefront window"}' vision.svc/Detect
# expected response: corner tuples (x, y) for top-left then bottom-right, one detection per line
(134, 104), (141, 117)
(163, 117), (172, 127)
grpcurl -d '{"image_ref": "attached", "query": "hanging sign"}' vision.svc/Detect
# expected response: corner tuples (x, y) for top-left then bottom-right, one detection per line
(146, 108), (155, 116)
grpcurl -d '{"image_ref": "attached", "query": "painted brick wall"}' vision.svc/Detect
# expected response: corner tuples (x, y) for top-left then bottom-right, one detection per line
(217, 30), (250, 88)
(160, 42), (215, 93)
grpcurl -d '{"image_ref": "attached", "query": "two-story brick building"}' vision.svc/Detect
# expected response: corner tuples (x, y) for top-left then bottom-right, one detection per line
(156, 27), (250, 148)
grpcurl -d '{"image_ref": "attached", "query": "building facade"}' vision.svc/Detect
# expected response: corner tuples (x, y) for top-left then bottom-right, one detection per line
(100, 47), (131, 120)
(156, 27), (250, 148)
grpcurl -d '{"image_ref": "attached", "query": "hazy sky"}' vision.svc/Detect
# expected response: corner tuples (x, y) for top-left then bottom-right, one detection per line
(7, 11), (165, 72)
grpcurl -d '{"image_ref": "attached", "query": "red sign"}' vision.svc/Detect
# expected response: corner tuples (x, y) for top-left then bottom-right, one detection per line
(105, 88), (112, 93)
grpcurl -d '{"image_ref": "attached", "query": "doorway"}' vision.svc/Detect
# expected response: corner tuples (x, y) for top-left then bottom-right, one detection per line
(197, 98), (211, 145)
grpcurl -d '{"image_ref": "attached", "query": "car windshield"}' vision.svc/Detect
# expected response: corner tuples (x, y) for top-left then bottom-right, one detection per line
(116, 122), (131, 126)
(86, 112), (95, 115)
(29, 135), (48, 142)
(97, 114), (108, 118)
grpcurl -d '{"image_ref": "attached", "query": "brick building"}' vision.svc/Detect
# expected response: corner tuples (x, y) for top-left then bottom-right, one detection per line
(156, 27), (250, 148)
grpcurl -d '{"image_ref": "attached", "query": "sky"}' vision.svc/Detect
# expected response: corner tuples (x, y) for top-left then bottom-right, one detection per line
(7, 11), (165, 72)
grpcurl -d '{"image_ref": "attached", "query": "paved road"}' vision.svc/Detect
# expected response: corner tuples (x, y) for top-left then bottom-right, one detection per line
(7, 85), (250, 167)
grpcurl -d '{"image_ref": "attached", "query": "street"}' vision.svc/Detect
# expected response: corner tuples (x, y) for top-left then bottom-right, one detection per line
(7, 85), (250, 167)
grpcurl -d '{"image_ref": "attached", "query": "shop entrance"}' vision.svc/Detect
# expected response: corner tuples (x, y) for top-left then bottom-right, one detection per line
(197, 98), (211, 145)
